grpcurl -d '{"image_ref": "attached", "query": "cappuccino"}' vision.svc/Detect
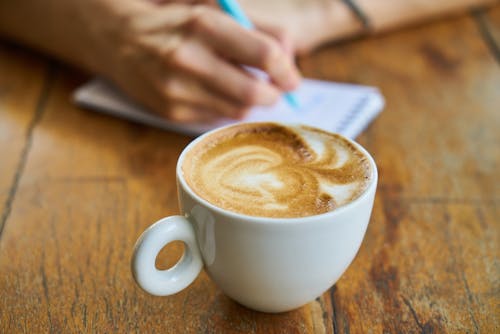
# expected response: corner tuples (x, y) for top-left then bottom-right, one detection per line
(182, 123), (372, 218)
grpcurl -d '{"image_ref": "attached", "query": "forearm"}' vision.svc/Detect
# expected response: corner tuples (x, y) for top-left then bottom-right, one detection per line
(362, 0), (497, 31)
(321, 0), (498, 43)
(0, 0), (145, 74)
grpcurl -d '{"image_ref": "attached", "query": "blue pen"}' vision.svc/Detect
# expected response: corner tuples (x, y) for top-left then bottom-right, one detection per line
(217, 0), (300, 110)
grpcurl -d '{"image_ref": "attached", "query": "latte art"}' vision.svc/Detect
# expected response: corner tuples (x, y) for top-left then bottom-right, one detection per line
(182, 123), (372, 218)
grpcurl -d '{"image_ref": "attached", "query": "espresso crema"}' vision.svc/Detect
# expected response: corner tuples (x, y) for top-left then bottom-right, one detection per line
(182, 123), (372, 218)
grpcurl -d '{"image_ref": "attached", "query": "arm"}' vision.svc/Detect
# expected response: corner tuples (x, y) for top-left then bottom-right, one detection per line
(0, 0), (130, 75)
(241, 0), (498, 54)
(0, 0), (300, 121)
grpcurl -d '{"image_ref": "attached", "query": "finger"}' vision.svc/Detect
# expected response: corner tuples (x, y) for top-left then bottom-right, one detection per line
(166, 40), (281, 106)
(160, 74), (248, 118)
(167, 104), (217, 123)
(154, 101), (219, 124)
(150, 0), (216, 6)
(253, 19), (295, 58)
(190, 6), (300, 91)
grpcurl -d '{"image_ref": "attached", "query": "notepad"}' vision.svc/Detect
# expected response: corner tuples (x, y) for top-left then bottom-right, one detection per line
(73, 78), (384, 139)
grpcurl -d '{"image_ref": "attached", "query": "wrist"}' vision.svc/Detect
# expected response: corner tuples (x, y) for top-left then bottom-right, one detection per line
(318, 0), (367, 44)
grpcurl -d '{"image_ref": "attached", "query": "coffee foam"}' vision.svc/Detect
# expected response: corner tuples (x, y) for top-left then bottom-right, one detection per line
(182, 123), (372, 218)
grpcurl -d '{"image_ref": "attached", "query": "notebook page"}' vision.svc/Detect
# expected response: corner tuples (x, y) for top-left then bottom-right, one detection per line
(74, 78), (384, 139)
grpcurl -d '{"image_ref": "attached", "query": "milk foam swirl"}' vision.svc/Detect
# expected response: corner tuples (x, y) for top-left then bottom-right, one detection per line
(183, 123), (372, 218)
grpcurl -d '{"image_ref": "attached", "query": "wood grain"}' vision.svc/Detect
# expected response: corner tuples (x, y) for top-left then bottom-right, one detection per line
(475, 5), (500, 62)
(484, 5), (500, 45)
(1, 5), (499, 333)
(0, 45), (51, 233)
(0, 66), (333, 333)
(299, 7), (500, 333)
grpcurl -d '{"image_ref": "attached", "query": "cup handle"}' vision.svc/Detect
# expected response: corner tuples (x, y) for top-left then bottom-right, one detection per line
(131, 216), (203, 296)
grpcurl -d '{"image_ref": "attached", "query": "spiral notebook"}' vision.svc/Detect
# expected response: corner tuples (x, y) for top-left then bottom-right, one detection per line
(74, 78), (384, 139)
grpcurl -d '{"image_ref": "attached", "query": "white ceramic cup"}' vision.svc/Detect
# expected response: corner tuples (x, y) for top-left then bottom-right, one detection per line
(131, 123), (378, 313)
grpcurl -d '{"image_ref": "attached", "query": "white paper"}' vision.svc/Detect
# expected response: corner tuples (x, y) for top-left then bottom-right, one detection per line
(73, 78), (384, 139)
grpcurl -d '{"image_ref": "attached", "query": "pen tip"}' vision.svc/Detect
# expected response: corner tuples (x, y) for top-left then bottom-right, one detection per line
(285, 93), (300, 110)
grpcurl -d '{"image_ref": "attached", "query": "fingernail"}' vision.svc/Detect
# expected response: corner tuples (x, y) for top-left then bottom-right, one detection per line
(259, 83), (280, 105)
(281, 60), (301, 90)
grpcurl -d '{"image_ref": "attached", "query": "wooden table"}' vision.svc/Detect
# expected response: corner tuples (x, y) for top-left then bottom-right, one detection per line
(1, 6), (499, 333)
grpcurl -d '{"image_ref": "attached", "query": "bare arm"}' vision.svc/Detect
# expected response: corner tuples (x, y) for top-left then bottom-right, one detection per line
(0, 0), (132, 74)
(0, 0), (300, 122)
(241, 0), (498, 54)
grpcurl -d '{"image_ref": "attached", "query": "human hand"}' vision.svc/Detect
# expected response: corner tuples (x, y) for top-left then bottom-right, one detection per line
(100, 3), (300, 122)
(148, 0), (296, 57)
(239, 0), (340, 54)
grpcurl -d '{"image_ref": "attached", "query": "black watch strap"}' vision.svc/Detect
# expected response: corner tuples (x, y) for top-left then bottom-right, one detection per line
(341, 0), (373, 32)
